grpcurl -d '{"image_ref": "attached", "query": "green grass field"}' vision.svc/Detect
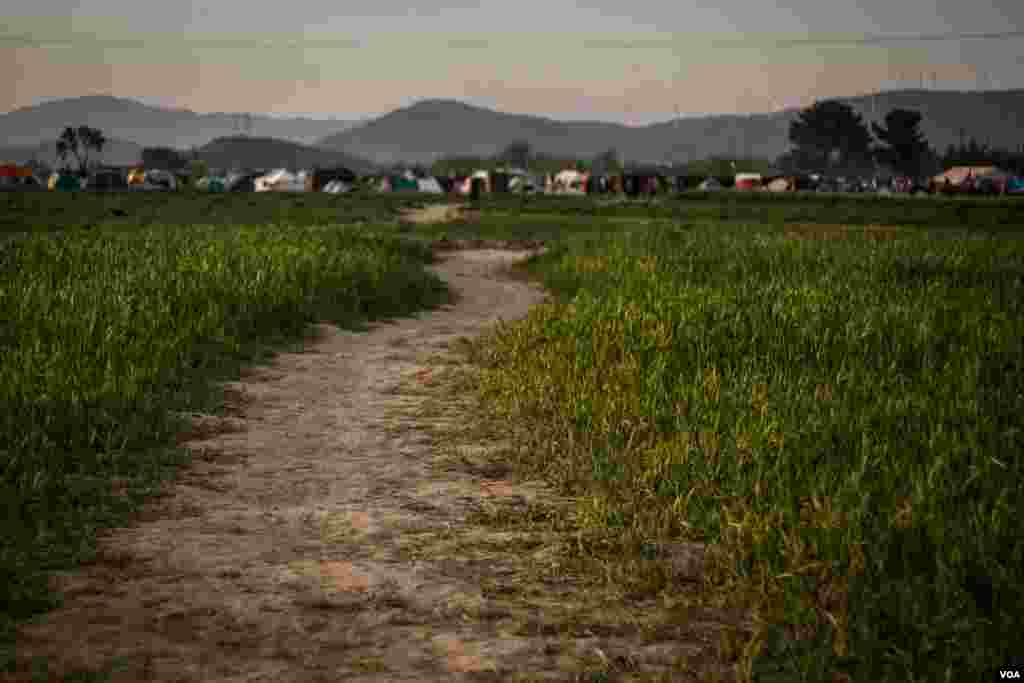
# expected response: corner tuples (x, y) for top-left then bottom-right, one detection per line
(0, 211), (451, 675)
(472, 218), (1023, 681)
(2, 190), (1021, 681)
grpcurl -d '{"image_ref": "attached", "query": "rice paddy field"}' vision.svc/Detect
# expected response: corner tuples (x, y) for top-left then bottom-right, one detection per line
(2, 189), (1022, 681)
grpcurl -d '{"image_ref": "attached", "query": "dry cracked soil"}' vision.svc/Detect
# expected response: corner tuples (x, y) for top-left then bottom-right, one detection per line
(9, 242), (743, 683)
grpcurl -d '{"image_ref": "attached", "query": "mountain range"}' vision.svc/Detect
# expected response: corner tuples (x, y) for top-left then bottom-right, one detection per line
(0, 95), (359, 150)
(3, 90), (1023, 169)
(317, 91), (1024, 165)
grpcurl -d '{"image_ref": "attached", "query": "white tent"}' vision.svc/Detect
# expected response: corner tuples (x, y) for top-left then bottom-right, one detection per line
(417, 177), (444, 194)
(509, 175), (542, 193)
(145, 169), (178, 190)
(255, 169), (307, 192)
(322, 180), (352, 194)
(697, 178), (723, 192)
(766, 177), (795, 193)
(553, 169), (587, 194)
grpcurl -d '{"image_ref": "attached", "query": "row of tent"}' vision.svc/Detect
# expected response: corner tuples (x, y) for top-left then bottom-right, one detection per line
(8, 161), (1024, 196)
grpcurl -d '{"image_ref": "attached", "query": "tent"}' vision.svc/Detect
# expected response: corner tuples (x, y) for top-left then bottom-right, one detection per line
(145, 169), (177, 190)
(509, 174), (542, 193)
(322, 180), (352, 194)
(49, 172), (81, 191)
(0, 164), (34, 179)
(312, 167), (357, 192)
(416, 177), (444, 194)
(255, 169), (306, 192)
(697, 177), (724, 192)
(196, 176), (227, 192)
(394, 174), (419, 191)
(457, 170), (491, 195)
(1007, 176), (1024, 194)
(491, 171), (512, 193)
(933, 165), (1012, 194)
(227, 172), (261, 192)
(0, 163), (41, 190)
(553, 169), (588, 194)
(734, 173), (762, 190)
(88, 169), (128, 191)
(933, 166), (1010, 186)
(765, 177), (795, 193)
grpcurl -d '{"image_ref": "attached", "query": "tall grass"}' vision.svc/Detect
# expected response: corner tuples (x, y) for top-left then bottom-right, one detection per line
(472, 222), (1023, 681)
(0, 222), (449, 651)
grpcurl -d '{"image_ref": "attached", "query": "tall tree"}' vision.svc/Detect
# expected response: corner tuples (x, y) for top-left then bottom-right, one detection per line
(55, 125), (106, 175)
(592, 148), (621, 173)
(498, 140), (532, 168)
(787, 100), (874, 171)
(872, 109), (933, 177)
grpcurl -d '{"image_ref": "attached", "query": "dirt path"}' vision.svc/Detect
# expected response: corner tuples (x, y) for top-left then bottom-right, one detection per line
(11, 246), (740, 682)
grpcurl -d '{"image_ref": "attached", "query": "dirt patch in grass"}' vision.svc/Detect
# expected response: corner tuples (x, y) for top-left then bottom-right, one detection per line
(784, 223), (904, 241)
(399, 203), (481, 225)
(7, 246), (745, 682)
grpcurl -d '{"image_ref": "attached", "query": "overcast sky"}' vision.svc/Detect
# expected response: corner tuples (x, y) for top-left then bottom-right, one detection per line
(4, 0), (1024, 123)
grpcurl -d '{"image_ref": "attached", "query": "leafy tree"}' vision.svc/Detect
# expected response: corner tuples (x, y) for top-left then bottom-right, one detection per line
(498, 140), (532, 168)
(185, 159), (208, 186)
(872, 109), (933, 177)
(592, 148), (621, 173)
(141, 146), (189, 171)
(55, 125), (106, 175)
(787, 100), (874, 171)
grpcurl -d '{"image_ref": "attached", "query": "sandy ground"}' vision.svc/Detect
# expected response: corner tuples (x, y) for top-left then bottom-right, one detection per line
(398, 203), (479, 224)
(10, 243), (733, 682)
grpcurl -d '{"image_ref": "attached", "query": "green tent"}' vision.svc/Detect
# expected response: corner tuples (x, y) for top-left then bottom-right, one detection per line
(390, 175), (419, 191)
(54, 173), (80, 191)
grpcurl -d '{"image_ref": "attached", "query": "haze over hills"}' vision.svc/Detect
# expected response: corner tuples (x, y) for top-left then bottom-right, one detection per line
(3, 90), (1022, 170)
(0, 95), (360, 150)
(320, 90), (1024, 166)
(195, 137), (376, 174)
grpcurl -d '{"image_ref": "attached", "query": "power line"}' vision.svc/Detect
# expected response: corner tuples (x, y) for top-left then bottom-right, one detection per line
(2, 29), (1024, 50)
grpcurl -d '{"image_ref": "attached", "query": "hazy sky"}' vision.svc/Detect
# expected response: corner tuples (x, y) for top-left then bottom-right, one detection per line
(4, 0), (1024, 123)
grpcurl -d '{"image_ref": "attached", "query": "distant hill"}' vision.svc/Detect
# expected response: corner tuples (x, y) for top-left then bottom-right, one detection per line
(0, 95), (360, 150)
(196, 136), (376, 174)
(0, 138), (143, 167)
(319, 90), (1024, 165)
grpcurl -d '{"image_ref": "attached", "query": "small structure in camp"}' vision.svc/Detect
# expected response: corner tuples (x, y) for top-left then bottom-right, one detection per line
(416, 176), (444, 194)
(697, 177), (724, 192)
(255, 169), (307, 192)
(765, 176), (796, 193)
(0, 163), (43, 190)
(126, 168), (178, 190)
(457, 170), (491, 196)
(932, 166), (1012, 194)
(196, 176), (227, 192)
(322, 180), (352, 194)
(227, 171), (262, 192)
(48, 171), (82, 191)
(734, 173), (763, 191)
(311, 167), (357, 192)
(87, 168), (129, 191)
(552, 169), (588, 194)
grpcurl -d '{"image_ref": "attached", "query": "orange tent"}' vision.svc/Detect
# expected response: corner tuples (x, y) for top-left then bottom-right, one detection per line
(0, 164), (34, 178)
